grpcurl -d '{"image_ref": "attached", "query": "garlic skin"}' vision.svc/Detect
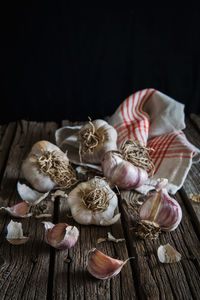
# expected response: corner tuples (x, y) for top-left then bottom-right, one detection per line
(17, 181), (49, 205)
(6, 220), (29, 245)
(21, 140), (70, 192)
(87, 248), (131, 279)
(139, 179), (182, 231)
(42, 222), (79, 250)
(67, 178), (120, 226)
(0, 201), (32, 218)
(79, 119), (118, 164)
(102, 151), (148, 189)
(157, 244), (181, 263)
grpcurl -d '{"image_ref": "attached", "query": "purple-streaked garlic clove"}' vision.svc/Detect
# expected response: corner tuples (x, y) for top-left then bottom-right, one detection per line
(157, 244), (181, 263)
(87, 248), (133, 280)
(101, 151), (148, 189)
(0, 201), (32, 218)
(42, 222), (79, 250)
(139, 180), (182, 231)
(17, 181), (49, 206)
(6, 220), (29, 245)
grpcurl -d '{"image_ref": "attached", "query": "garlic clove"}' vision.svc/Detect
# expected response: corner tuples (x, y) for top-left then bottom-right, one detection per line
(102, 151), (148, 190)
(0, 201), (32, 218)
(139, 186), (182, 232)
(42, 222), (79, 250)
(17, 181), (49, 205)
(6, 220), (29, 245)
(87, 248), (132, 280)
(157, 244), (181, 263)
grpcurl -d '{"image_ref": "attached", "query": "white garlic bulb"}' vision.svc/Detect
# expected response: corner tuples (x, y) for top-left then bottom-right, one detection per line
(22, 140), (77, 192)
(67, 177), (120, 226)
(102, 151), (148, 189)
(78, 119), (118, 164)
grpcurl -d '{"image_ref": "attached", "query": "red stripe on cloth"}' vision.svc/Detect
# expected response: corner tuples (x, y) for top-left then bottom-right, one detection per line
(137, 89), (149, 142)
(120, 99), (131, 141)
(152, 155), (192, 159)
(130, 93), (141, 142)
(138, 89), (157, 141)
(126, 96), (132, 139)
(148, 133), (174, 157)
(131, 91), (145, 144)
(153, 132), (183, 174)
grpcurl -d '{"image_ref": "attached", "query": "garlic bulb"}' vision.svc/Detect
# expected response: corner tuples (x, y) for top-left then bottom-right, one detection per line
(42, 222), (79, 250)
(78, 119), (118, 164)
(87, 248), (132, 279)
(139, 179), (182, 231)
(22, 140), (77, 192)
(0, 201), (32, 218)
(102, 151), (148, 189)
(6, 220), (29, 245)
(67, 177), (120, 225)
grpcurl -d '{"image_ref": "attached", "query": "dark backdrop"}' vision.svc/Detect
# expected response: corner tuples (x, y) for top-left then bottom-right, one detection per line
(1, 6), (200, 124)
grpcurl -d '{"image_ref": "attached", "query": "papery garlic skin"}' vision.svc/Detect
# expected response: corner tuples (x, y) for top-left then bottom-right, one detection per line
(42, 222), (79, 250)
(0, 201), (32, 218)
(67, 178), (120, 226)
(157, 244), (181, 263)
(87, 248), (129, 280)
(102, 151), (148, 189)
(6, 220), (29, 245)
(22, 140), (69, 192)
(79, 119), (118, 164)
(139, 181), (182, 231)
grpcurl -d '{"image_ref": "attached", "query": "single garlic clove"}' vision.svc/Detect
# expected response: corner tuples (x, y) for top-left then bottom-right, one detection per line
(87, 248), (132, 280)
(6, 220), (29, 245)
(139, 187), (182, 231)
(0, 201), (32, 218)
(17, 181), (49, 205)
(42, 222), (79, 250)
(102, 151), (148, 189)
(157, 244), (181, 263)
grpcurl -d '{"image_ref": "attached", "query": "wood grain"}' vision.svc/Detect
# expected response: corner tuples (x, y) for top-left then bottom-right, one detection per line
(0, 120), (57, 300)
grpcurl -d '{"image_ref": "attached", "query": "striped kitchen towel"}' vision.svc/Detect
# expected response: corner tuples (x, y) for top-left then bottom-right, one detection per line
(108, 88), (200, 194)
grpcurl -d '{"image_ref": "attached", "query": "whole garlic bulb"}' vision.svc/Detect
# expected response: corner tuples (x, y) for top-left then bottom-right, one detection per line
(22, 140), (77, 192)
(101, 151), (148, 189)
(67, 177), (120, 226)
(78, 119), (118, 164)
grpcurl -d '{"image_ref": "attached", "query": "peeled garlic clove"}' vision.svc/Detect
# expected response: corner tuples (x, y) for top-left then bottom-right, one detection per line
(22, 140), (77, 192)
(67, 177), (119, 226)
(102, 151), (148, 189)
(6, 220), (29, 245)
(87, 248), (132, 279)
(0, 201), (32, 218)
(17, 181), (49, 205)
(157, 244), (181, 263)
(139, 187), (182, 231)
(42, 222), (79, 250)
(79, 119), (118, 164)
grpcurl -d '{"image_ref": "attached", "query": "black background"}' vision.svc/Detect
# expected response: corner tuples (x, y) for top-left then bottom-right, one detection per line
(1, 5), (200, 124)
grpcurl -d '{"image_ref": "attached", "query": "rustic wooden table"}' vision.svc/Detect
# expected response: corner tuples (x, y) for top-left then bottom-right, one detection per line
(0, 115), (200, 300)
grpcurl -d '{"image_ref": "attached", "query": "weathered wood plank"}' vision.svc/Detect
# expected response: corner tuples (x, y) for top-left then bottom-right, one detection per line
(53, 121), (137, 300)
(119, 190), (200, 300)
(0, 122), (16, 179)
(0, 120), (58, 300)
(181, 115), (200, 226)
